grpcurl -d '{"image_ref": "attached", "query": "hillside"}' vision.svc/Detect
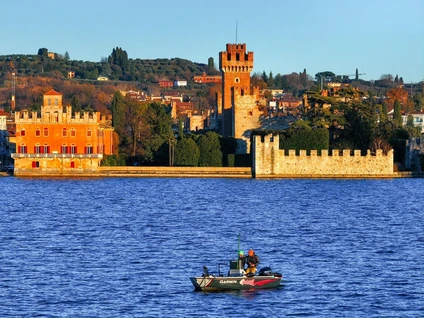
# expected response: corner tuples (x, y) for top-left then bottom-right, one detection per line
(0, 49), (220, 113)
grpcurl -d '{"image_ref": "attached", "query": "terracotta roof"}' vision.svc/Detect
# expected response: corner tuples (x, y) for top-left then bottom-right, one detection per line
(0, 110), (10, 116)
(44, 89), (62, 96)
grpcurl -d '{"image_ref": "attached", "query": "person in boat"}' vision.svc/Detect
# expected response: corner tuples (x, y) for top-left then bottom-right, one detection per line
(238, 250), (247, 270)
(245, 249), (260, 276)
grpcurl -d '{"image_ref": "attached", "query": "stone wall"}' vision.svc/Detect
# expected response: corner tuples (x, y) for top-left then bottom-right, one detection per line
(253, 134), (394, 178)
(13, 155), (101, 177)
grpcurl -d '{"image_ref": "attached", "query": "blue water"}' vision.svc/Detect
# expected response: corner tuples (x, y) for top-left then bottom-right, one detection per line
(1, 177), (423, 317)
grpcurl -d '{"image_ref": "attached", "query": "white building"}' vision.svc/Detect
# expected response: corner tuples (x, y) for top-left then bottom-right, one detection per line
(402, 111), (424, 133)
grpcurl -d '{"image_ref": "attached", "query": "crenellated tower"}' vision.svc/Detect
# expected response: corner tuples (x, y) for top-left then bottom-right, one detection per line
(219, 43), (254, 138)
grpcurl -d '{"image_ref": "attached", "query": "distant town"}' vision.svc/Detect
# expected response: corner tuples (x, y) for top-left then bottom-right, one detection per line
(0, 44), (423, 176)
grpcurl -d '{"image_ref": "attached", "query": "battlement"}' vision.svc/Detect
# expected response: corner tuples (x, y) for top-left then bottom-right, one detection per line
(253, 134), (394, 177)
(14, 107), (101, 124)
(219, 43), (254, 70)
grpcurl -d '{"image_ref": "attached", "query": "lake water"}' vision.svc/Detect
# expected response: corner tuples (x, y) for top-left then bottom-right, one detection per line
(1, 177), (423, 317)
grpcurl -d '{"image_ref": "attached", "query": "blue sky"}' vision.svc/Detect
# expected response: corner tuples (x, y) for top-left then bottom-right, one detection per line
(2, 0), (423, 83)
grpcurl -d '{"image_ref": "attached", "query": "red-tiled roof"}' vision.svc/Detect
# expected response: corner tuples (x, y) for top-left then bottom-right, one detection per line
(44, 89), (62, 96)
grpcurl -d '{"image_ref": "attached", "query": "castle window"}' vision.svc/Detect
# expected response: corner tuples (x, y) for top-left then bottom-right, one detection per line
(71, 128), (76, 137)
(248, 111), (253, 116)
(34, 144), (41, 154)
(43, 144), (50, 154)
(61, 144), (67, 154)
(87, 129), (92, 137)
(227, 52), (231, 61)
(234, 77), (240, 83)
(236, 53), (240, 61)
(85, 144), (93, 154)
(55, 99), (58, 106)
(62, 128), (67, 137)
(20, 129), (26, 136)
(35, 129), (40, 137)
(43, 128), (49, 137)
(70, 144), (77, 154)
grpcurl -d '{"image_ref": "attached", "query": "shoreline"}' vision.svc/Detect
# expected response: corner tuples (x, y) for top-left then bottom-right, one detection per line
(4, 167), (424, 178)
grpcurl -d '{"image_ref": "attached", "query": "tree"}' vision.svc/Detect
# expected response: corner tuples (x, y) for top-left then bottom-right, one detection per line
(108, 47), (128, 68)
(136, 102), (173, 165)
(71, 96), (82, 113)
(110, 91), (125, 134)
(340, 102), (377, 151)
(123, 98), (149, 157)
(196, 131), (223, 166)
(355, 68), (359, 81)
(37, 48), (48, 56)
(174, 138), (200, 166)
(145, 102), (173, 137)
(387, 87), (408, 109)
(406, 114), (414, 127)
(267, 71), (274, 88)
(207, 57), (216, 73)
(413, 93), (423, 111)
(178, 119), (184, 138)
(393, 99), (402, 125)
(64, 51), (70, 60)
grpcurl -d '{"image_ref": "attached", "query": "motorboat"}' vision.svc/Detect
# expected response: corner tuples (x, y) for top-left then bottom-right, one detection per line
(190, 260), (282, 291)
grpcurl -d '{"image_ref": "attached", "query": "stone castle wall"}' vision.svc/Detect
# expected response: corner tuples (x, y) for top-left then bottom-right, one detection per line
(253, 135), (394, 178)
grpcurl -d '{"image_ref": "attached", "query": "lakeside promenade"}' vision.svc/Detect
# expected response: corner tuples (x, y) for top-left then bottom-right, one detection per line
(2, 167), (424, 178)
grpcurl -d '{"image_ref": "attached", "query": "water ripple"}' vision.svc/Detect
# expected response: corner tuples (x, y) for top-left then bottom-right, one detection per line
(0, 177), (423, 317)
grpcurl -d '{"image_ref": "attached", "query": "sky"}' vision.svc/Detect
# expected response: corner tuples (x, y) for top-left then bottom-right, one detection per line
(2, 0), (424, 83)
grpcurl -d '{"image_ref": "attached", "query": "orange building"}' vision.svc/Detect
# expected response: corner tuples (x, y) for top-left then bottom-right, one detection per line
(12, 89), (115, 176)
(193, 72), (222, 84)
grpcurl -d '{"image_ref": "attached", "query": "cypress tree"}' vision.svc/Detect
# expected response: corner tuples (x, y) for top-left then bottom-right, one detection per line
(393, 99), (402, 125)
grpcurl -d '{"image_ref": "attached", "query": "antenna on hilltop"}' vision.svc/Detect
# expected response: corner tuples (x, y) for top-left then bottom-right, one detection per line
(236, 21), (238, 43)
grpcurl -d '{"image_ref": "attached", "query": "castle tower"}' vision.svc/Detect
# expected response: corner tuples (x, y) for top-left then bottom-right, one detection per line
(219, 43), (254, 137)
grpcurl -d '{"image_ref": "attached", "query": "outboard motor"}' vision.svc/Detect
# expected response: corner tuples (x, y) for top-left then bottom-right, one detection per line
(258, 267), (274, 276)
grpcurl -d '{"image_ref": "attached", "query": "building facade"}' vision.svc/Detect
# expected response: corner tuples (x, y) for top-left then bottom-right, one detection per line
(12, 89), (115, 176)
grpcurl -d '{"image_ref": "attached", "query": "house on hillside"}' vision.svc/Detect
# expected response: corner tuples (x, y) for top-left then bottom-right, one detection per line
(402, 111), (424, 133)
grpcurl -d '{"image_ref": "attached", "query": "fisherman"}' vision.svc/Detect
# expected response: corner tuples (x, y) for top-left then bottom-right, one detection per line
(238, 250), (247, 270)
(245, 249), (260, 276)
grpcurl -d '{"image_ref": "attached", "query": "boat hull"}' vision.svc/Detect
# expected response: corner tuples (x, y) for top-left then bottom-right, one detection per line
(190, 275), (282, 291)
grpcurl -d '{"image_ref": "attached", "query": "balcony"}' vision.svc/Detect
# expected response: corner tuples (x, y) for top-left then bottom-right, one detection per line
(11, 153), (103, 159)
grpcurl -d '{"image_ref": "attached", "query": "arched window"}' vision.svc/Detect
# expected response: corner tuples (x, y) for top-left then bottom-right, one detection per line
(61, 143), (67, 154)
(87, 129), (92, 137)
(70, 144), (77, 154)
(34, 144), (41, 154)
(43, 128), (49, 137)
(70, 128), (76, 137)
(62, 128), (67, 137)
(54, 99), (58, 106)
(19, 143), (27, 153)
(85, 144), (93, 154)
(20, 129), (26, 136)
(48, 99), (51, 106)
(35, 128), (41, 137)
(43, 143), (49, 154)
